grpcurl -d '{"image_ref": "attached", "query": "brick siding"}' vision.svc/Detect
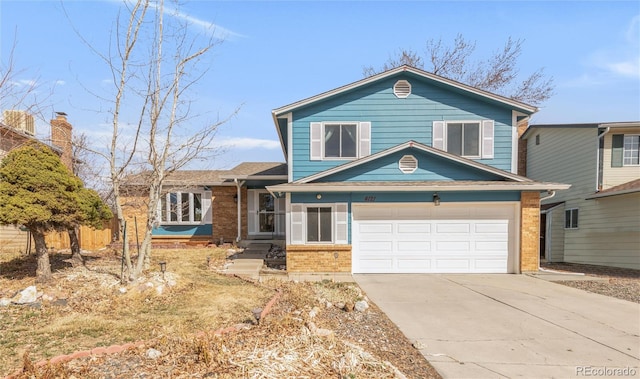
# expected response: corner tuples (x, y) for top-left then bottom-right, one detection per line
(212, 186), (247, 243)
(286, 245), (352, 272)
(520, 191), (540, 272)
(517, 119), (529, 177)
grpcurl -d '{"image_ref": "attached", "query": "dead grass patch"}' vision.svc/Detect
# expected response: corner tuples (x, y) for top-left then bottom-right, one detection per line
(0, 247), (274, 376)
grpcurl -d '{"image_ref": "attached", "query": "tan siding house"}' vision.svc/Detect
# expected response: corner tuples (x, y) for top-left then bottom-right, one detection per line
(523, 122), (640, 270)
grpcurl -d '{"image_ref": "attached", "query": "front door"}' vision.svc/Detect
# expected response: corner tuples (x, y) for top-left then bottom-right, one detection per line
(248, 190), (284, 237)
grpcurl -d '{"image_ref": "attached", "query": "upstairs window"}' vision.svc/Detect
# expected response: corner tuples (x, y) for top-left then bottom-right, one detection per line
(310, 122), (371, 161)
(623, 135), (639, 165)
(325, 123), (357, 158)
(432, 120), (494, 159)
(447, 122), (481, 157)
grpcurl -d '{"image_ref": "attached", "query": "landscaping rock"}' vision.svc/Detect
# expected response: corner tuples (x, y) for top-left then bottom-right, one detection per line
(146, 348), (162, 359)
(12, 285), (37, 304)
(344, 301), (354, 312)
(309, 306), (320, 319)
(119, 287), (127, 294)
(53, 299), (68, 307)
(335, 302), (345, 310)
(355, 300), (369, 312)
(0, 298), (10, 307)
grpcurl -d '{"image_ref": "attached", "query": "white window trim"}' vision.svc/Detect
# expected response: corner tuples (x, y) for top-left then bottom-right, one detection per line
(321, 122), (360, 161)
(159, 190), (206, 225)
(432, 120), (495, 159)
(304, 204), (334, 243)
(622, 134), (640, 166)
(310, 121), (370, 161)
(564, 208), (579, 230)
(444, 121), (482, 159)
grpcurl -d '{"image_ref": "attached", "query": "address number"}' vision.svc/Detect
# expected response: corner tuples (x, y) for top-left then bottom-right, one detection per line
(364, 196), (376, 202)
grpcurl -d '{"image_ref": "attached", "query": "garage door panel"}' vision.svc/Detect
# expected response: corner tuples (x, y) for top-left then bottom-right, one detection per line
(436, 259), (470, 271)
(397, 258), (431, 270)
(359, 241), (393, 252)
(358, 223), (393, 235)
(397, 223), (431, 234)
(352, 203), (515, 274)
(473, 259), (508, 271)
(358, 258), (394, 271)
(435, 241), (471, 251)
(436, 223), (471, 233)
(475, 241), (509, 251)
(397, 241), (431, 252)
(475, 222), (509, 234)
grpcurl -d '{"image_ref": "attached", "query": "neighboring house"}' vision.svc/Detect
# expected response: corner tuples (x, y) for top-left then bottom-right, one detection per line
(522, 122), (640, 270)
(266, 65), (568, 275)
(0, 111), (74, 252)
(122, 162), (287, 246)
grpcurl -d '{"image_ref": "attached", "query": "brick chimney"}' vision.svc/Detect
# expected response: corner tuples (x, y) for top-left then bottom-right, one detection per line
(50, 112), (73, 172)
(517, 118), (529, 177)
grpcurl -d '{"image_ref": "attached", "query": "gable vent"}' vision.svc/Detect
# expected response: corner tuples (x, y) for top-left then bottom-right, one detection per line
(399, 155), (418, 173)
(393, 80), (411, 98)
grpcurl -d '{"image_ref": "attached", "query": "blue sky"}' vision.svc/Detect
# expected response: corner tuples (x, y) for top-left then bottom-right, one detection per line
(1, 0), (639, 170)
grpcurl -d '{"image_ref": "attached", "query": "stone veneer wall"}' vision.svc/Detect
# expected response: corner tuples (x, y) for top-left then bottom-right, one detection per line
(286, 245), (352, 272)
(520, 191), (540, 272)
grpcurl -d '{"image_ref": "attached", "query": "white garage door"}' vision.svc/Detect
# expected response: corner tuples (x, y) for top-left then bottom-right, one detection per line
(352, 203), (518, 274)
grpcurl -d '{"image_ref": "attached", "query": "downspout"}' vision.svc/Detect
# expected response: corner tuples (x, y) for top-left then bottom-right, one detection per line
(540, 190), (556, 202)
(596, 126), (611, 191)
(234, 179), (245, 243)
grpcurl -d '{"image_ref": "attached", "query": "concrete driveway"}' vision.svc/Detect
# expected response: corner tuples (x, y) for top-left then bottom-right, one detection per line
(354, 274), (640, 379)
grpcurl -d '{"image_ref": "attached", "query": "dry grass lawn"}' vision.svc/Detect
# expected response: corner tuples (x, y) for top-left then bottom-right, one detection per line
(0, 247), (274, 376)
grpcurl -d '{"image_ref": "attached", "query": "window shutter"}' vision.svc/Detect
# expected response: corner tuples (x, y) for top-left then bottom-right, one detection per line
(611, 134), (624, 167)
(482, 120), (494, 159)
(358, 122), (371, 158)
(290, 203), (304, 244)
(247, 191), (256, 234)
(432, 121), (445, 150)
(310, 122), (322, 160)
(203, 190), (212, 223)
(335, 203), (348, 244)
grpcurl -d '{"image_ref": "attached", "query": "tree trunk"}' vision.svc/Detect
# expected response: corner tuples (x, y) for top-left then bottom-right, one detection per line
(32, 231), (52, 283)
(68, 227), (84, 267)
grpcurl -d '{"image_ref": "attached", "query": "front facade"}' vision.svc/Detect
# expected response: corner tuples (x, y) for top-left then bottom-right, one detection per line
(523, 122), (640, 270)
(268, 66), (568, 275)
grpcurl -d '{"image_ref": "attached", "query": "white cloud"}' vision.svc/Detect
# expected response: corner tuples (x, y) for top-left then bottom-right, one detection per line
(110, 0), (243, 40)
(55, 80), (66, 86)
(215, 137), (281, 150)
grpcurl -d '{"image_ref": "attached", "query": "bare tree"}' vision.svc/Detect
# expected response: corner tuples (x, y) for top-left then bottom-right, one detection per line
(69, 0), (237, 280)
(363, 34), (554, 106)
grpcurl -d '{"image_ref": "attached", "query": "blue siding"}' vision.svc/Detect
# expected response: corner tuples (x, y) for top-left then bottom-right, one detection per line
(292, 191), (520, 204)
(318, 149), (504, 182)
(291, 73), (514, 180)
(152, 224), (212, 236)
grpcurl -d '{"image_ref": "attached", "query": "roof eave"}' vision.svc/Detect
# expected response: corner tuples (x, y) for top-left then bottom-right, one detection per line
(272, 65), (537, 117)
(585, 188), (640, 200)
(267, 182), (571, 193)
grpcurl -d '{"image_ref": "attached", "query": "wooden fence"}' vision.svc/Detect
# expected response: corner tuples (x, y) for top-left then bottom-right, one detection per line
(0, 219), (118, 253)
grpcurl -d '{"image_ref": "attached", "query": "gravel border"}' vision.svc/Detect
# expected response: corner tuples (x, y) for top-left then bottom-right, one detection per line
(540, 262), (640, 303)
